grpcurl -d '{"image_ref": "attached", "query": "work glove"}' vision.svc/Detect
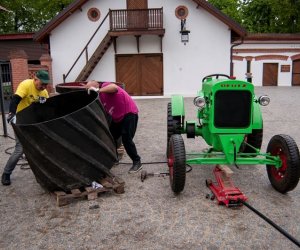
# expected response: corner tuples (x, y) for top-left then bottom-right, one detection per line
(7, 112), (16, 124)
(87, 87), (99, 95)
(38, 96), (47, 104)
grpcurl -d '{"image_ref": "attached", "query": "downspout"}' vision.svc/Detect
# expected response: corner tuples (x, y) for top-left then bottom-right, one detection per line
(230, 38), (244, 77)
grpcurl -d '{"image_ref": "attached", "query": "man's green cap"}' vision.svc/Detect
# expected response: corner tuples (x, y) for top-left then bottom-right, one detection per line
(36, 70), (50, 84)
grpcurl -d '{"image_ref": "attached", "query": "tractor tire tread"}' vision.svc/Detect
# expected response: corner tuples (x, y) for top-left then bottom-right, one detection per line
(169, 134), (186, 194)
(267, 134), (300, 193)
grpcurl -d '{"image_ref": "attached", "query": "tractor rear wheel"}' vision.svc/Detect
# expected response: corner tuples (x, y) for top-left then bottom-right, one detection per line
(168, 134), (186, 194)
(241, 128), (263, 154)
(167, 102), (181, 157)
(266, 134), (300, 193)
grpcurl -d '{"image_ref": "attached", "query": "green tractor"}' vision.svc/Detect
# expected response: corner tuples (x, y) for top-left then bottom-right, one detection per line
(167, 74), (300, 200)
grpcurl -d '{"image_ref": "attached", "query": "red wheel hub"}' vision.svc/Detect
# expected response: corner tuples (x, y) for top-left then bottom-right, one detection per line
(168, 153), (174, 179)
(270, 147), (287, 181)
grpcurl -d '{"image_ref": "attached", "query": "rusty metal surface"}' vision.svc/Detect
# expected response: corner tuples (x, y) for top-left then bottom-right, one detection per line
(13, 90), (117, 192)
(55, 81), (125, 93)
(55, 81), (87, 93)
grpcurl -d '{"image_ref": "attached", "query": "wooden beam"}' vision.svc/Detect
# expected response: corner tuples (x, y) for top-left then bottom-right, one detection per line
(109, 29), (165, 37)
(135, 35), (141, 53)
(159, 35), (163, 52)
(113, 37), (117, 53)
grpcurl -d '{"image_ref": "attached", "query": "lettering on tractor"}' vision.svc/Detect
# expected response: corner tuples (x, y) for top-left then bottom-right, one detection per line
(167, 74), (300, 206)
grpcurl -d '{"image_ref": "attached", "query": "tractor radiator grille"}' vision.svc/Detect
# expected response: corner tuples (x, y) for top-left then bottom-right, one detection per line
(214, 90), (251, 128)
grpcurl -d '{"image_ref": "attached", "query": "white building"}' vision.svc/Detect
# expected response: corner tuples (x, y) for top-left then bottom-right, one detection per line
(233, 34), (300, 86)
(34, 0), (247, 96)
(34, 0), (300, 96)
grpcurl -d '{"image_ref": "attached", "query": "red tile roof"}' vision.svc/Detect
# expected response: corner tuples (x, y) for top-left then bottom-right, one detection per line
(245, 33), (300, 41)
(0, 33), (35, 40)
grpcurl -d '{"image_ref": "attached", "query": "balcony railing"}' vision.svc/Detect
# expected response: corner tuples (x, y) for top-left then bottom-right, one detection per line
(109, 8), (163, 31)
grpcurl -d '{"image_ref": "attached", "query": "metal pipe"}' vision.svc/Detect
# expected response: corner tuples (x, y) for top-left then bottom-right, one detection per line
(230, 38), (244, 77)
(0, 65), (8, 137)
(242, 200), (300, 248)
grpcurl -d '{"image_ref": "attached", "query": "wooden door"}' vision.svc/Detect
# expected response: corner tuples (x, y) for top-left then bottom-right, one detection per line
(116, 55), (140, 95)
(140, 54), (163, 95)
(116, 54), (163, 96)
(263, 63), (278, 86)
(127, 0), (147, 9)
(292, 60), (300, 86)
(127, 0), (148, 29)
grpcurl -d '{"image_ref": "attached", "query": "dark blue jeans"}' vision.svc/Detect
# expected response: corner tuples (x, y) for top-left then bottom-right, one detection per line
(110, 113), (140, 163)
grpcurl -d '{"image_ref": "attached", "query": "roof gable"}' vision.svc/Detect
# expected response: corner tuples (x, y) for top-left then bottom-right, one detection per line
(34, 0), (89, 42)
(191, 0), (246, 37)
(34, 0), (247, 42)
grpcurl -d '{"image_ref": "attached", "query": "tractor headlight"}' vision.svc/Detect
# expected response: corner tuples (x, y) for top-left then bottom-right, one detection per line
(193, 96), (206, 108)
(258, 95), (270, 106)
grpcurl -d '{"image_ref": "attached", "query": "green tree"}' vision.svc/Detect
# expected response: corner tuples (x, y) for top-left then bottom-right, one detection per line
(208, 0), (300, 33)
(240, 0), (300, 33)
(208, 0), (243, 24)
(0, 0), (73, 34)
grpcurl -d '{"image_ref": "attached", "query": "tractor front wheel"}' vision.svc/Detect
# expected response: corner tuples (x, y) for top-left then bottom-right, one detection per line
(168, 134), (186, 194)
(266, 134), (300, 193)
(167, 102), (181, 157)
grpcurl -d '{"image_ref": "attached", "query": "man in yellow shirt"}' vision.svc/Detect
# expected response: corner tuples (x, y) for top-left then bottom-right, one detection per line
(1, 70), (50, 185)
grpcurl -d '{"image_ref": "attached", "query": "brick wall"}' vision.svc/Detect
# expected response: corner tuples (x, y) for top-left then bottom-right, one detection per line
(8, 49), (53, 93)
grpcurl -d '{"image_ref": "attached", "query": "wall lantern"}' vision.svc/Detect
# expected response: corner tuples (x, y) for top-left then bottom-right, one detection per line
(175, 6), (190, 45)
(180, 19), (190, 45)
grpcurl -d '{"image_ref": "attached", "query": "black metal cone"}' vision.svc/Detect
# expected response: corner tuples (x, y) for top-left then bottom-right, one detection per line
(13, 90), (117, 192)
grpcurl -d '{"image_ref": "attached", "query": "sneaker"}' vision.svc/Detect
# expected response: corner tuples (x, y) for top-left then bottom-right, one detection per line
(128, 161), (143, 174)
(1, 173), (11, 186)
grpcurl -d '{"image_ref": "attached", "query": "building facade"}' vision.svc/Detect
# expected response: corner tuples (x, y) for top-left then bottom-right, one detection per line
(34, 0), (246, 96)
(2, 0), (300, 97)
(233, 34), (300, 86)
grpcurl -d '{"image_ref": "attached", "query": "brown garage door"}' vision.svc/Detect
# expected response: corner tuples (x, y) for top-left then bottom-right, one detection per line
(292, 60), (300, 86)
(263, 63), (278, 86)
(116, 54), (163, 96)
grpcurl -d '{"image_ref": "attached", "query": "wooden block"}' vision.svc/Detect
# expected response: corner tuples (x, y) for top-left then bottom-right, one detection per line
(113, 176), (125, 185)
(99, 178), (113, 189)
(85, 187), (98, 200)
(54, 191), (66, 196)
(105, 176), (125, 194)
(54, 181), (119, 206)
(217, 164), (233, 177)
(117, 145), (125, 159)
(71, 189), (82, 198)
(55, 191), (73, 207)
(117, 147), (125, 154)
(113, 184), (125, 194)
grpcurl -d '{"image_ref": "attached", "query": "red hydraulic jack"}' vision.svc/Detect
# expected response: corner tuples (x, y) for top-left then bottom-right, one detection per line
(206, 165), (247, 207)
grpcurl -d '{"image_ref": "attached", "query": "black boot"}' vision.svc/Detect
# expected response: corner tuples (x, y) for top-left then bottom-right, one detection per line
(1, 173), (11, 186)
(128, 161), (143, 174)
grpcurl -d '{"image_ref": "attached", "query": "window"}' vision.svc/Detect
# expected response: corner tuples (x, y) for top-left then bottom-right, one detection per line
(87, 8), (100, 22)
(175, 6), (188, 20)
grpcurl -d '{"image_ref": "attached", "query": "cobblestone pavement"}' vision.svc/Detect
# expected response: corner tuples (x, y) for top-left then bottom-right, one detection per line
(0, 87), (300, 249)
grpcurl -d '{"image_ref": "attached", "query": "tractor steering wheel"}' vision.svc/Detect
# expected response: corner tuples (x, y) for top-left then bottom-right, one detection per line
(202, 74), (230, 83)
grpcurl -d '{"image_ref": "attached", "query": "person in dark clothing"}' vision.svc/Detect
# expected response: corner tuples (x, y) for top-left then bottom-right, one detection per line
(86, 80), (142, 173)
